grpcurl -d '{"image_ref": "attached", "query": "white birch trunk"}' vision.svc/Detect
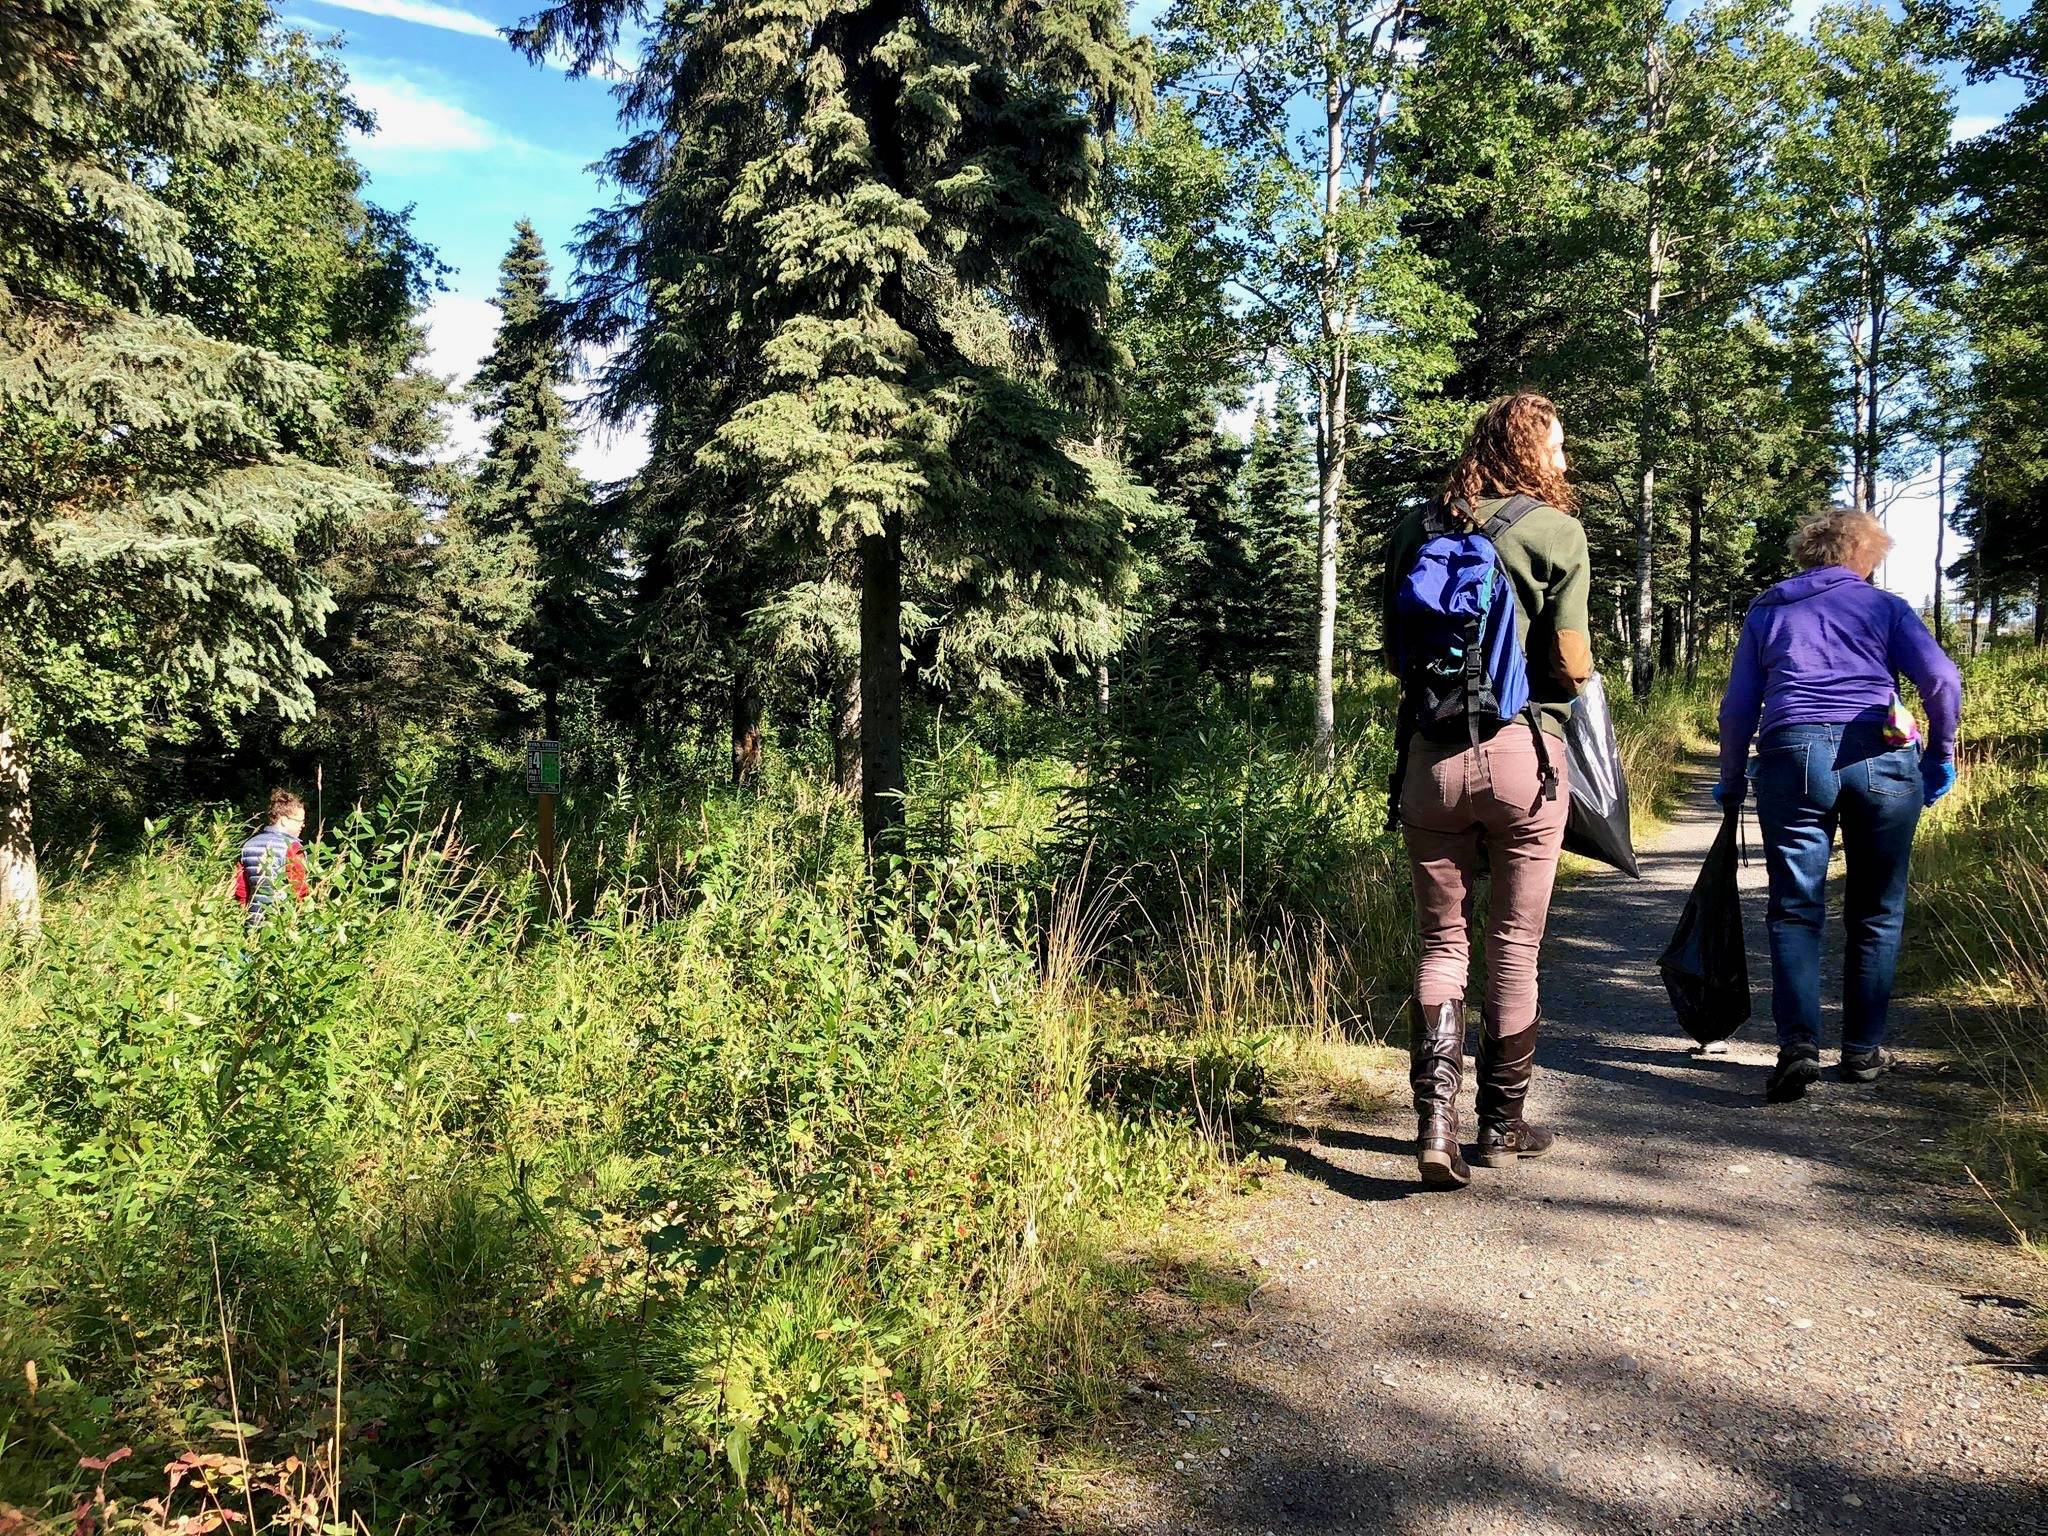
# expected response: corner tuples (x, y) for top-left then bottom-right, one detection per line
(0, 720), (40, 933)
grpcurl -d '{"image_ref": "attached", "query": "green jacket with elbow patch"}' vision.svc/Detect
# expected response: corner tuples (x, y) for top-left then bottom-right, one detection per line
(1381, 497), (1595, 740)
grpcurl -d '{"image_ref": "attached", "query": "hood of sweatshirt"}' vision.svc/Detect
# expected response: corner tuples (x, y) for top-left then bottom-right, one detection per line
(1754, 565), (1869, 608)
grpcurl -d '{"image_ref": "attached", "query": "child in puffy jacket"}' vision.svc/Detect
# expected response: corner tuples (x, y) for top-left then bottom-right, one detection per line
(235, 788), (310, 925)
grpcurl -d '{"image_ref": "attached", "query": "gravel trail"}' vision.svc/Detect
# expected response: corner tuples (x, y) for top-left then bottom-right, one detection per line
(1070, 768), (2048, 1536)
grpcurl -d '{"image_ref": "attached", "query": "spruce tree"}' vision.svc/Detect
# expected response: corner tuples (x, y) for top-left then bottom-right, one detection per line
(520, 0), (1151, 856)
(471, 220), (614, 738)
(1236, 400), (1319, 682)
(0, 0), (388, 925)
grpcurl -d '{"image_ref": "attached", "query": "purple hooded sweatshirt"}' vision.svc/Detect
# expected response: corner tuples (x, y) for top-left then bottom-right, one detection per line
(1718, 566), (1962, 793)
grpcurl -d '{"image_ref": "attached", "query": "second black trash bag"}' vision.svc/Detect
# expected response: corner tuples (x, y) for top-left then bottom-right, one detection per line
(1561, 672), (1640, 877)
(1659, 804), (1752, 1046)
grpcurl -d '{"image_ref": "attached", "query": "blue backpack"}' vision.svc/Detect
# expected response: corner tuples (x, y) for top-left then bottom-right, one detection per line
(1388, 495), (1556, 820)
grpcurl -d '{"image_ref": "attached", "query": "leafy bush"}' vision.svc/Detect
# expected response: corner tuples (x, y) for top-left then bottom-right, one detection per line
(0, 777), (1247, 1534)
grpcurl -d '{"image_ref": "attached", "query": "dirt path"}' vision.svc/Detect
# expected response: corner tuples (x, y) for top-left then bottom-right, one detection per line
(1070, 768), (2048, 1536)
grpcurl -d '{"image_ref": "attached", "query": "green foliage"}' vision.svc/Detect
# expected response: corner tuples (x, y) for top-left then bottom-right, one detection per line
(0, 767), (1255, 1532)
(1907, 647), (2048, 1235)
(528, 0), (1156, 844)
(1783, 0), (1957, 515)
(471, 221), (618, 731)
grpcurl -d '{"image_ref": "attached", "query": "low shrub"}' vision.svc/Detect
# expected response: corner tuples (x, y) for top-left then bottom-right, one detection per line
(0, 780), (1249, 1535)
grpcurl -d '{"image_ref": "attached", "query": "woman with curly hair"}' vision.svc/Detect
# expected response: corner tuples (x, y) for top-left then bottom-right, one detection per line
(1716, 507), (1962, 1103)
(1382, 392), (1594, 1188)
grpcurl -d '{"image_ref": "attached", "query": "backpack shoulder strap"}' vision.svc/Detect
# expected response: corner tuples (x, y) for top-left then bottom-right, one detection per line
(1479, 493), (1542, 541)
(1421, 499), (1461, 538)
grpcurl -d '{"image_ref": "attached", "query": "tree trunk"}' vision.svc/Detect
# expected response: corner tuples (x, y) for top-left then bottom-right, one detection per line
(1632, 34), (1665, 703)
(1658, 603), (1681, 676)
(831, 664), (861, 795)
(1931, 444), (1946, 649)
(859, 512), (906, 860)
(1310, 31), (1351, 775)
(1095, 661), (1110, 717)
(2036, 575), (2046, 648)
(1967, 572), (1981, 656)
(1848, 311), (1869, 516)
(1684, 479), (1704, 683)
(1988, 586), (2003, 651)
(0, 720), (40, 933)
(1312, 390), (1344, 771)
(1862, 304), (1882, 522)
(731, 669), (763, 785)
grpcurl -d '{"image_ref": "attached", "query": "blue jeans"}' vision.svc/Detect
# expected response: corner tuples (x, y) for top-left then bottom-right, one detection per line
(1752, 720), (1922, 1057)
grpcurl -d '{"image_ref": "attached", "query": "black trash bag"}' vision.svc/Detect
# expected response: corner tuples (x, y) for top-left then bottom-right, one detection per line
(1659, 805), (1752, 1045)
(1561, 672), (1640, 878)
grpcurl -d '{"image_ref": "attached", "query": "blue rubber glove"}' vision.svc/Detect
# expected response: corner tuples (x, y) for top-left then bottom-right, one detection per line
(1711, 780), (1745, 809)
(1921, 757), (1956, 807)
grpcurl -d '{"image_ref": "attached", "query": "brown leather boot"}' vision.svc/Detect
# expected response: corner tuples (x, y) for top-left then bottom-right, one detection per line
(1472, 1009), (1555, 1168)
(1408, 996), (1470, 1189)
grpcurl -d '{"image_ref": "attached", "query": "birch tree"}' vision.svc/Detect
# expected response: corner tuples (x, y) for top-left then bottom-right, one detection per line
(1784, 2), (1954, 522)
(1162, 0), (1463, 768)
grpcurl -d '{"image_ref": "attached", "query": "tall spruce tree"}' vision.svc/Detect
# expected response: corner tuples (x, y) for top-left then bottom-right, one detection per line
(1237, 399), (1320, 682)
(0, 0), (388, 926)
(146, 5), (530, 793)
(472, 220), (613, 738)
(520, 0), (1152, 855)
(1933, 0), (2048, 641)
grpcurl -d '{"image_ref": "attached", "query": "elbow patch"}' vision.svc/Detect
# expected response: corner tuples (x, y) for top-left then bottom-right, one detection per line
(1553, 629), (1593, 688)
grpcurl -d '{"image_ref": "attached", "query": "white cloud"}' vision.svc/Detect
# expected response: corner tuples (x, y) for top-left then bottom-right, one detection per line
(298, 0), (639, 78)
(421, 293), (651, 485)
(424, 292), (500, 389)
(303, 0), (501, 39)
(349, 74), (503, 151)
(1950, 113), (2001, 143)
(1874, 458), (1969, 611)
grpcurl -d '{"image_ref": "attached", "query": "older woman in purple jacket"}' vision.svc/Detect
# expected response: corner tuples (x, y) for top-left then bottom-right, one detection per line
(1716, 509), (1962, 1103)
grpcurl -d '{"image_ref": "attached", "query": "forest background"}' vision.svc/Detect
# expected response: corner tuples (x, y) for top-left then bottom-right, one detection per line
(3, 0), (2047, 1532)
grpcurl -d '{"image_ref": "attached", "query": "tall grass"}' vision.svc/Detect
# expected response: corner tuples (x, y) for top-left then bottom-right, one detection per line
(1907, 646), (2048, 1241)
(0, 775), (1251, 1534)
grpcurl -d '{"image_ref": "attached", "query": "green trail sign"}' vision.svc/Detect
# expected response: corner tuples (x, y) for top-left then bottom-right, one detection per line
(525, 738), (562, 795)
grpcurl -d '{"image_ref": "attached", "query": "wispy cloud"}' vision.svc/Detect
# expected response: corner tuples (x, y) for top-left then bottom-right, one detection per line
(349, 74), (505, 152)
(297, 0), (639, 78)
(303, 0), (502, 40)
(1950, 112), (2002, 143)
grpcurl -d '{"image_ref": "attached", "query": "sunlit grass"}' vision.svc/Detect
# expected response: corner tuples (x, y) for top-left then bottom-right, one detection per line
(1907, 646), (2048, 1248)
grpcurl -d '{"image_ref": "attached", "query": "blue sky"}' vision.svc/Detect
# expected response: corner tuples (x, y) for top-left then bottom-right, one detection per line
(295, 0), (2027, 606)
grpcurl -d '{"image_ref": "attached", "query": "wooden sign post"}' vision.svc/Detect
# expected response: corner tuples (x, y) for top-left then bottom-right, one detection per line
(525, 738), (561, 911)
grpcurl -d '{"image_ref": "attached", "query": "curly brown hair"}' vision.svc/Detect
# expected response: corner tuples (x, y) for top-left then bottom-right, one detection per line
(1790, 508), (1892, 575)
(1441, 392), (1576, 520)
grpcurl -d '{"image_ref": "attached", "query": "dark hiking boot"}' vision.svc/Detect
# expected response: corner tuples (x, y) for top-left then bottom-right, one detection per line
(1407, 997), (1470, 1190)
(1471, 1008), (1553, 1168)
(1766, 1048), (1823, 1103)
(1839, 1047), (1899, 1083)
(1472, 1119), (1556, 1166)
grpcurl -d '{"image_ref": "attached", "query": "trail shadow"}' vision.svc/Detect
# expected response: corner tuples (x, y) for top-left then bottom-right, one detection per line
(1083, 1295), (2048, 1535)
(1262, 1139), (1426, 1204)
(1260, 1120), (1415, 1160)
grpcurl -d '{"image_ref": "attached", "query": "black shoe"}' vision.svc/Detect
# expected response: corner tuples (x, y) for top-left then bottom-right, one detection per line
(1839, 1047), (1898, 1083)
(1470, 1119), (1556, 1168)
(1766, 1049), (1822, 1103)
